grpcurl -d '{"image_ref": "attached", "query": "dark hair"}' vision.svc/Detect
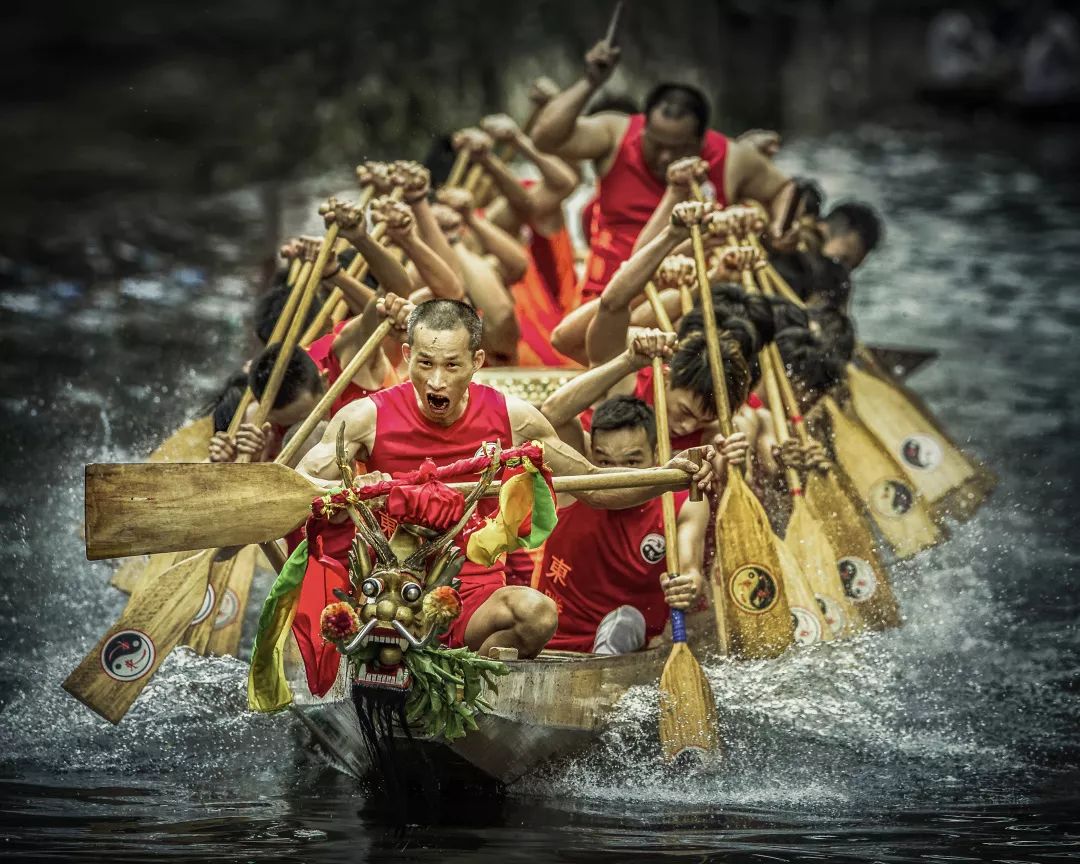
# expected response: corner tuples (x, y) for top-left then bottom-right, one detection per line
(423, 133), (457, 189)
(679, 283), (775, 350)
(669, 331), (752, 416)
(794, 177), (826, 218)
(775, 326), (845, 395)
(643, 82), (709, 137)
(585, 91), (640, 115)
(254, 282), (319, 346)
(248, 344), (323, 411)
(202, 371), (249, 433)
(809, 307), (856, 365)
(825, 202), (883, 254)
(769, 295), (810, 334)
(407, 299), (483, 351)
(591, 395), (657, 451)
(813, 256), (853, 309)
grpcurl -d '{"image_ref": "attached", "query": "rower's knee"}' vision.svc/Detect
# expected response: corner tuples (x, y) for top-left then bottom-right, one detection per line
(506, 588), (558, 654)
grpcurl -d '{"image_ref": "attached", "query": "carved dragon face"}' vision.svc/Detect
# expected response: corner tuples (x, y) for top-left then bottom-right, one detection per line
(321, 431), (495, 691)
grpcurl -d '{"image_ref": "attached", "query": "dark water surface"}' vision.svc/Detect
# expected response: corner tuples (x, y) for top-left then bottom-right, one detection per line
(1, 126), (1079, 862)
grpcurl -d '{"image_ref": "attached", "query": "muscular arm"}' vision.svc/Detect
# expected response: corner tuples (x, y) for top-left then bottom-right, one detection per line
(633, 186), (687, 254)
(396, 230), (465, 301)
(586, 224), (685, 365)
(465, 212), (529, 284)
(531, 79), (626, 171)
(724, 140), (793, 234)
(675, 496), (708, 578)
(295, 398), (378, 490)
(330, 298), (391, 389)
(509, 397), (706, 509)
(347, 233), (413, 299)
(456, 244), (520, 363)
(326, 268), (376, 315)
(539, 350), (638, 451)
(412, 197), (465, 282)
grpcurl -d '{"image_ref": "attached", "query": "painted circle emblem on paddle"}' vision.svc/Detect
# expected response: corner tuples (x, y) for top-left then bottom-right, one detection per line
(899, 434), (942, 470)
(639, 532), (666, 564)
(728, 564), (779, 614)
(100, 630), (156, 682)
(869, 478), (915, 518)
(190, 584), (216, 625)
(790, 607), (822, 646)
(838, 556), (878, 602)
(815, 595), (846, 638)
(213, 588), (239, 629)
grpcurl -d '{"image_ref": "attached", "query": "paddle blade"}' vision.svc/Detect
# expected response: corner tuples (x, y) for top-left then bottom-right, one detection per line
(805, 471), (903, 631)
(846, 365), (989, 512)
(147, 415), (214, 463)
(206, 545), (259, 657)
(85, 462), (317, 559)
(63, 549), (213, 723)
(659, 643), (720, 763)
(713, 474), (795, 659)
(820, 397), (944, 559)
(184, 552), (241, 655)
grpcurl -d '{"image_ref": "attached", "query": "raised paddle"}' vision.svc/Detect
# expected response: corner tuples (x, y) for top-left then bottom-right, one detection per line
(85, 461), (704, 560)
(651, 357), (720, 763)
(689, 221), (793, 659)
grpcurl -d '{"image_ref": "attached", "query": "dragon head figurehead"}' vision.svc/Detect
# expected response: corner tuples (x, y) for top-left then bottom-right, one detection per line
(319, 435), (501, 691)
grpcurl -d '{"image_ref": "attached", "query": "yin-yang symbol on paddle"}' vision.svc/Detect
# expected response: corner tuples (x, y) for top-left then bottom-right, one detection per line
(899, 434), (942, 470)
(100, 630), (156, 682)
(869, 478), (915, 517)
(790, 606), (822, 645)
(838, 556), (878, 601)
(728, 564), (779, 614)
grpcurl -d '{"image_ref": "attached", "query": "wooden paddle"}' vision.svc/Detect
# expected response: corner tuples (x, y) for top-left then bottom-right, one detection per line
(651, 357), (720, 762)
(86, 460), (703, 560)
(748, 232), (994, 525)
(65, 216), (343, 721)
(205, 544), (259, 657)
(752, 271), (902, 631)
(817, 395), (944, 559)
(643, 281), (676, 333)
(846, 361), (996, 524)
(758, 344), (863, 639)
(689, 223), (793, 659)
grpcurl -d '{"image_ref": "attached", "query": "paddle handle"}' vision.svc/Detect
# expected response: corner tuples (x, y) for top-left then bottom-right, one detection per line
(644, 282), (675, 333)
(286, 258), (302, 286)
(277, 319), (394, 467)
(689, 225), (734, 437)
(446, 149), (471, 188)
(670, 609), (687, 643)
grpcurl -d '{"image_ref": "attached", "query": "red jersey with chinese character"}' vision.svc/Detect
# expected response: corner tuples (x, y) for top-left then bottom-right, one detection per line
(537, 493), (690, 652)
(579, 115), (728, 303)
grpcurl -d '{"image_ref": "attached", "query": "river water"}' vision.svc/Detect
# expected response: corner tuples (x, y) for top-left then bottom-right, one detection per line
(1, 124), (1078, 862)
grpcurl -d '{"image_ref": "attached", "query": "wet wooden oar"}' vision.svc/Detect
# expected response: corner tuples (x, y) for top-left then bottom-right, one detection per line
(651, 357), (720, 762)
(752, 271), (902, 631)
(85, 460), (703, 560)
(817, 395), (944, 559)
(65, 219), (343, 723)
(690, 223), (793, 659)
(205, 544), (259, 657)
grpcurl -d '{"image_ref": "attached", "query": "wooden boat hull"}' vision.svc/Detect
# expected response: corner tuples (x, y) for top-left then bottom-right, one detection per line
(301, 613), (720, 786)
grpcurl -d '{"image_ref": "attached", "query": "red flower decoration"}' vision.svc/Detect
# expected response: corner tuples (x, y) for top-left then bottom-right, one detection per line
(320, 601), (360, 643)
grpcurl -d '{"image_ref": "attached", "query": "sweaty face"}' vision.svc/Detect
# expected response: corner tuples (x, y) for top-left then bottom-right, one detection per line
(590, 426), (656, 469)
(665, 384), (715, 440)
(641, 110), (703, 180)
(404, 323), (482, 425)
(268, 388), (322, 428)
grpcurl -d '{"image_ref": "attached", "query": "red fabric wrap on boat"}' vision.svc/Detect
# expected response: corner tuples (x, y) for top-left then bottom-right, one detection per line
(386, 481), (464, 531)
(292, 516), (354, 697)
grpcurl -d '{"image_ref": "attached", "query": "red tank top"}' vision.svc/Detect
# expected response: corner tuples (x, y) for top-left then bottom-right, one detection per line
(512, 252), (577, 368)
(579, 115), (728, 302)
(366, 381), (515, 582)
(537, 495), (689, 652)
(306, 320), (380, 416)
